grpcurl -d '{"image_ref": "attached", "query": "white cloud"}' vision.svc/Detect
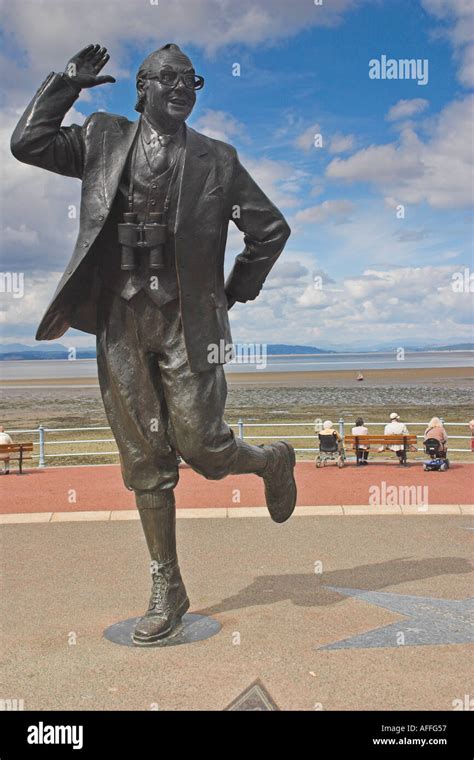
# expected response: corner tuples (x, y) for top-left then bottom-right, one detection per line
(326, 96), (474, 209)
(294, 199), (354, 224)
(328, 133), (355, 154)
(386, 98), (429, 121)
(1, 0), (368, 86)
(0, 273), (62, 327)
(294, 124), (321, 152)
(1, 109), (82, 274)
(241, 156), (307, 209)
(421, 0), (474, 87)
(295, 127), (354, 154)
(192, 109), (245, 143)
(228, 261), (473, 347)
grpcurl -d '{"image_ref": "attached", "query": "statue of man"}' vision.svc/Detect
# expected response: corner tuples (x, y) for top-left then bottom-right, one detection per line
(11, 43), (296, 645)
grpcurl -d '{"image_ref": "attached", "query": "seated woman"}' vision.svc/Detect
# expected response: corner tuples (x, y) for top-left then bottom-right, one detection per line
(352, 416), (369, 465)
(319, 420), (343, 453)
(423, 417), (448, 455)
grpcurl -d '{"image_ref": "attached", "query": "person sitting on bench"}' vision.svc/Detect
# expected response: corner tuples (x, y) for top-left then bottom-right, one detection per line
(384, 412), (409, 465)
(352, 416), (369, 465)
(0, 425), (13, 475)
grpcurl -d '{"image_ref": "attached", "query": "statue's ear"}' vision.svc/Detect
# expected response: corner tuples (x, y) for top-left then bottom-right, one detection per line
(135, 76), (147, 112)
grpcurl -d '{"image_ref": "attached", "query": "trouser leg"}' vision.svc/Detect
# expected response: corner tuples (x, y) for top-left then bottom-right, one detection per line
(96, 288), (179, 492)
(230, 440), (268, 474)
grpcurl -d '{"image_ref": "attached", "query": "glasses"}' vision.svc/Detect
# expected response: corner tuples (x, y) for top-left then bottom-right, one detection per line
(149, 69), (205, 91)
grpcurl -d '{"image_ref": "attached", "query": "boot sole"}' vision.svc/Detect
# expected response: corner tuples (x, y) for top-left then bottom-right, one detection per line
(132, 597), (190, 646)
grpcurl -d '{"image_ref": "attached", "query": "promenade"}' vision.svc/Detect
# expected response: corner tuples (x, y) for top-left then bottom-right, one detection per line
(0, 461), (472, 521)
(1, 461), (472, 711)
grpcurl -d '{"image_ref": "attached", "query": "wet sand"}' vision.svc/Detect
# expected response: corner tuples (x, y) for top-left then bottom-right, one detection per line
(1, 365), (472, 388)
(1, 365), (472, 430)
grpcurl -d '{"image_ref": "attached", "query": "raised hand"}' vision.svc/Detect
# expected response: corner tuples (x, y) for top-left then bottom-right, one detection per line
(64, 44), (116, 89)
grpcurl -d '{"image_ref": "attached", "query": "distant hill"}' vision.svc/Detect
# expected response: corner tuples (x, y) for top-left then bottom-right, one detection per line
(0, 342), (69, 354)
(253, 344), (334, 355)
(0, 342), (334, 359)
(418, 343), (474, 351)
(0, 343), (96, 360)
(0, 341), (470, 360)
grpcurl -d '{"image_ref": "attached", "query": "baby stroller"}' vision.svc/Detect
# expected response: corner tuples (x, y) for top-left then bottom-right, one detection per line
(316, 433), (346, 468)
(423, 438), (449, 472)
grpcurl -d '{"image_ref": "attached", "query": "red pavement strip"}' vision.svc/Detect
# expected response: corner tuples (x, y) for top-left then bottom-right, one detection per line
(0, 461), (472, 514)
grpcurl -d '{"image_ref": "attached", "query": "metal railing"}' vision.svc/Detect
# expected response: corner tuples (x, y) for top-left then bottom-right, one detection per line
(4, 418), (472, 466)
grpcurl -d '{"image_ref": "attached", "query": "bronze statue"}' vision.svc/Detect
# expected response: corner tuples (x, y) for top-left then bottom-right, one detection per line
(11, 43), (296, 645)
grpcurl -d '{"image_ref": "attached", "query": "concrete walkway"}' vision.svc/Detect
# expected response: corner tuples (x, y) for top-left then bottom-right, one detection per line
(1, 515), (472, 710)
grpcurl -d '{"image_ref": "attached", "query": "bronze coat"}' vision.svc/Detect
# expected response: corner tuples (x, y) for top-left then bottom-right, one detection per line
(11, 73), (291, 372)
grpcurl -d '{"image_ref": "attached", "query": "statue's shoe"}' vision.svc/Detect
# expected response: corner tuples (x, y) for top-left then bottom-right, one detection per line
(261, 441), (297, 523)
(133, 560), (190, 646)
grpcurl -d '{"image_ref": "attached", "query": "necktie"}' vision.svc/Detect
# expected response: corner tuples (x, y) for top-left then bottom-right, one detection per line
(148, 133), (173, 174)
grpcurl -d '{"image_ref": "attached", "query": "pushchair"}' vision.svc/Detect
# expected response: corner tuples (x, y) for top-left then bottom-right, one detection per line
(423, 438), (449, 472)
(316, 433), (346, 468)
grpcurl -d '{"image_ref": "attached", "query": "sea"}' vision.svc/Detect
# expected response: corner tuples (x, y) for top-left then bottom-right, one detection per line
(0, 350), (473, 381)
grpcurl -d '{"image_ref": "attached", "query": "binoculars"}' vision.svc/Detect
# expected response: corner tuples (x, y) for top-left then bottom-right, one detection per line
(118, 212), (167, 271)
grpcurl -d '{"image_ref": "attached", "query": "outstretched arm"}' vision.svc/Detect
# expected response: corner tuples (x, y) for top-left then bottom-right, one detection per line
(225, 153), (291, 307)
(11, 44), (115, 178)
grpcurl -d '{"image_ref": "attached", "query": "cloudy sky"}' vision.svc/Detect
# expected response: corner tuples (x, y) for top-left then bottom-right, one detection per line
(1, 0), (473, 350)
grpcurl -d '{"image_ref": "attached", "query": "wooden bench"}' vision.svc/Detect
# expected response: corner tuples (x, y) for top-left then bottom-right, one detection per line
(0, 443), (34, 474)
(344, 434), (418, 466)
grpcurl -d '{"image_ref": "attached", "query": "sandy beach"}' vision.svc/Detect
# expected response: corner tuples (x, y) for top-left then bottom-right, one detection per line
(1, 365), (472, 388)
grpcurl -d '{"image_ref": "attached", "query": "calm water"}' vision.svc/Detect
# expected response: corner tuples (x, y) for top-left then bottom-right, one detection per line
(0, 351), (473, 381)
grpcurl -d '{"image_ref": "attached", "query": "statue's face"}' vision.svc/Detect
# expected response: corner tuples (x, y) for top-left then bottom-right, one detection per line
(140, 51), (197, 126)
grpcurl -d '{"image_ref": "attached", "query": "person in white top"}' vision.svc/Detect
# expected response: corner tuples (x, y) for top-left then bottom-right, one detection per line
(384, 412), (409, 465)
(352, 416), (369, 465)
(0, 426), (13, 474)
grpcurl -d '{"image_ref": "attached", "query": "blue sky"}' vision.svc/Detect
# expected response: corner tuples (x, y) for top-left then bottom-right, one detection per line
(1, 0), (473, 349)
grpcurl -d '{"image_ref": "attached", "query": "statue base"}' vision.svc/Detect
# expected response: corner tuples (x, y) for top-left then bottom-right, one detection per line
(103, 613), (221, 648)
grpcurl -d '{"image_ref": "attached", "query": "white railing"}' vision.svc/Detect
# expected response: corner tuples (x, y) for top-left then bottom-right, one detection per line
(5, 418), (472, 466)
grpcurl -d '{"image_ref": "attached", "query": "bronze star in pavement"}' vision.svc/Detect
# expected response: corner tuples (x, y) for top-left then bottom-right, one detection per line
(319, 587), (474, 649)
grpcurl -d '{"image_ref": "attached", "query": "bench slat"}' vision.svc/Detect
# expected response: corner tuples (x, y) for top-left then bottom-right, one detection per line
(345, 436), (417, 444)
(0, 443), (34, 452)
